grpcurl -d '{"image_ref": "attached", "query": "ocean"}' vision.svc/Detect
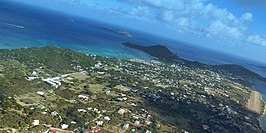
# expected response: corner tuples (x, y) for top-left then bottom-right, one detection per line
(1, 1), (266, 76)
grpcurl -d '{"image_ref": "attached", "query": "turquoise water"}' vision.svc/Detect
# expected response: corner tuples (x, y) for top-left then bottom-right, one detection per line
(1, 1), (266, 71)
(0, 1), (153, 60)
(0, 37), (151, 60)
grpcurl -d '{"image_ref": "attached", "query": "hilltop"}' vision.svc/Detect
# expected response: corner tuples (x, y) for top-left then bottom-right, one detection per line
(123, 42), (266, 85)
(123, 42), (205, 67)
(123, 43), (180, 62)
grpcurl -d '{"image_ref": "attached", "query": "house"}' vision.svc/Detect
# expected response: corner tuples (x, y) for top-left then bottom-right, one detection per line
(51, 111), (58, 116)
(202, 124), (210, 130)
(145, 130), (152, 133)
(37, 104), (45, 109)
(131, 129), (136, 132)
(122, 97), (127, 101)
(145, 120), (152, 125)
(71, 121), (77, 124)
(78, 95), (89, 100)
(104, 116), (111, 121)
(134, 121), (140, 125)
(32, 71), (37, 75)
(37, 91), (45, 96)
(26, 77), (37, 81)
(131, 103), (137, 107)
(118, 109), (126, 114)
(32, 120), (39, 126)
(97, 72), (105, 75)
(123, 124), (129, 130)
(121, 93), (126, 97)
(92, 127), (102, 133)
(83, 129), (90, 133)
(48, 130), (57, 133)
(42, 77), (61, 88)
(78, 109), (87, 113)
(93, 108), (99, 112)
(61, 124), (69, 129)
(132, 115), (139, 120)
(96, 121), (103, 126)
(41, 112), (47, 115)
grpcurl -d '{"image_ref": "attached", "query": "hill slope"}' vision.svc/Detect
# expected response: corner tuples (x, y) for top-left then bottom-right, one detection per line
(123, 42), (266, 83)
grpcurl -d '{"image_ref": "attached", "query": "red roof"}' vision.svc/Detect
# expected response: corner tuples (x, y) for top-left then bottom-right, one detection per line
(83, 129), (90, 133)
(49, 130), (57, 133)
(203, 124), (210, 130)
(92, 127), (102, 133)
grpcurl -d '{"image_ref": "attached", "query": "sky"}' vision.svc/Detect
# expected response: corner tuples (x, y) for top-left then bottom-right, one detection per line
(11, 0), (266, 64)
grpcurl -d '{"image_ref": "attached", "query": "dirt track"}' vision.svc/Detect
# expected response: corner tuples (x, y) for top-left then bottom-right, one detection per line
(247, 91), (261, 113)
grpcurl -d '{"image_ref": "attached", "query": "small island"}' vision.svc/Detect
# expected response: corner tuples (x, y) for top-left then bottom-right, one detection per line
(101, 27), (133, 37)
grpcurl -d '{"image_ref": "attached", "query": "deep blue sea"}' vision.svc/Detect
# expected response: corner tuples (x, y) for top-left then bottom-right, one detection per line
(0, 2), (265, 77)
(1, 1), (266, 77)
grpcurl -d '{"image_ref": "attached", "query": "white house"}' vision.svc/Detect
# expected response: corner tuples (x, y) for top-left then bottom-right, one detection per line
(32, 120), (40, 126)
(61, 124), (69, 129)
(37, 91), (45, 96)
(104, 116), (111, 121)
(118, 109), (126, 114)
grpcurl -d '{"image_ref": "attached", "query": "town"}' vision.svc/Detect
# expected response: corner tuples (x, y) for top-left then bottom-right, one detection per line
(0, 46), (264, 133)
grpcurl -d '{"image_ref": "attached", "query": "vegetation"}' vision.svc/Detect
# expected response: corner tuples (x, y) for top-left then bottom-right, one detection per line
(0, 46), (264, 133)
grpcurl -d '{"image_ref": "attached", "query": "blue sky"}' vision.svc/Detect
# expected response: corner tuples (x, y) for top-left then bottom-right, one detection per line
(12, 0), (266, 63)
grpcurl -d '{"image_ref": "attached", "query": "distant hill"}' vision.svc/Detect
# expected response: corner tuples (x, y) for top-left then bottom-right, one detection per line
(123, 42), (266, 83)
(123, 42), (180, 62)
(211, 64), (265, 80)
(248, 63), (266, 71)
(123, 42), (206, 68)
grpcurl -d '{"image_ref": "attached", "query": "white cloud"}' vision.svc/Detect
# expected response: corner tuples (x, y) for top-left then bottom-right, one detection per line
(118, 0), (266, 46)
(70, 0), (263, 47)
(241, 13), (253, 22)
(133, 1), (247, 37)
(160, 11), (175, 22)
(207, 20), (243, 39)
(131, 6), (150, 17)
(247, 35), (266, 46)
(177, 17), (190, 27)
(142, 0), (184, 10)
(202, 3), (243, 28)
